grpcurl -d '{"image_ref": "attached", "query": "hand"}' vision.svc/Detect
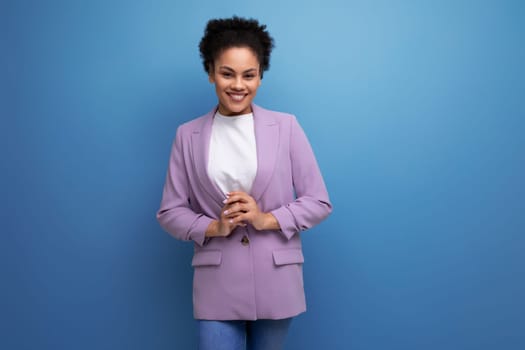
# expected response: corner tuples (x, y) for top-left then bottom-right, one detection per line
(207, 200), (246, 238)
(222, 191), (279, 231)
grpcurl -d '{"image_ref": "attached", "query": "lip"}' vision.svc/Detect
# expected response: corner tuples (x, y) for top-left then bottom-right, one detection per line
(227, 92), (248, 102)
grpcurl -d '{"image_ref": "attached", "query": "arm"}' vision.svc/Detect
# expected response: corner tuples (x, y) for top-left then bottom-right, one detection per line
(270, 116), (332, 240)
(157, 127), (244, 244)
(156, 127), (213, 246)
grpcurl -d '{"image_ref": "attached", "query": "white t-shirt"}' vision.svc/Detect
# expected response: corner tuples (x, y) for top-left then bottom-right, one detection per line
(208, 111), (258, 195)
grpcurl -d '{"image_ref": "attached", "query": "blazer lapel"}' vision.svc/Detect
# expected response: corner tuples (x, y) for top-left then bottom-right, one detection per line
(250, 104), (279, 202)
(191, 107), (227, 206)
(191, 104), (280, 205)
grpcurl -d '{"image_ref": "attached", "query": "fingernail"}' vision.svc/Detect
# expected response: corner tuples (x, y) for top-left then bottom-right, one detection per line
(229, 219), (233, 224)
(222, 199), (228, 204)
(223, 210), (229, 215)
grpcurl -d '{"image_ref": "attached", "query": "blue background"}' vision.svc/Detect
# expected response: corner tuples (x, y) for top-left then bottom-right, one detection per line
(3, 0), (524, 349)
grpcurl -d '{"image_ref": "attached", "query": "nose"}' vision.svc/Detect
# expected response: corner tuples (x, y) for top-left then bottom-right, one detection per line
(231, 76), (244, 90)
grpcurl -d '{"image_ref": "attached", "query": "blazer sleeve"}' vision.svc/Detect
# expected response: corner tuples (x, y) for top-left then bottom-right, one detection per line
(270, 116), (332, 240)
(156, 127), (213, 246)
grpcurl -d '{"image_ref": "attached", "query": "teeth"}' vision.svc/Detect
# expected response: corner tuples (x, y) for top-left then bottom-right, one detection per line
(230, 94), (245, 102)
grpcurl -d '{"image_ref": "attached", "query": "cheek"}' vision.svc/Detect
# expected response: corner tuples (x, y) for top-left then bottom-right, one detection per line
(215, 82), (227, 93)
(251, 83), (261, 93)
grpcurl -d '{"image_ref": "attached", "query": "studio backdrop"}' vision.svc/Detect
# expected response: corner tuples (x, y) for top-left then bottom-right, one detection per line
(3, 0), (524, 349)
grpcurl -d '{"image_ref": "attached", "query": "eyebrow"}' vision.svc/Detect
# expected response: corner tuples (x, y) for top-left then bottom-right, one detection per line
(218, 66), (258, 74)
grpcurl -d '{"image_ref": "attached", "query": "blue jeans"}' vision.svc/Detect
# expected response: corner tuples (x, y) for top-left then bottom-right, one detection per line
(197, 318), (292, 350)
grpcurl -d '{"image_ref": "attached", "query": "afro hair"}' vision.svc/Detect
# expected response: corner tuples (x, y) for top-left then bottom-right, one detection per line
(199, 16), (275, 78)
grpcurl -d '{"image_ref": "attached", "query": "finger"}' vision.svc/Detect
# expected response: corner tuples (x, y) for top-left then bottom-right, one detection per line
(226, 191), (248, 197)
(223, 203), (248, 216)
(223, 192), (251, 205)
(222, 201), (241, 213)
(231, 217), (247, 227)
(229, 216), (247, 227)
(224, 212), (244, 221)
(223, 196), (248, 205)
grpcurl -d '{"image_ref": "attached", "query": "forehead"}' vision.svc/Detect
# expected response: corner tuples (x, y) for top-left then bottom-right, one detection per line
(214, 47), (260, 69)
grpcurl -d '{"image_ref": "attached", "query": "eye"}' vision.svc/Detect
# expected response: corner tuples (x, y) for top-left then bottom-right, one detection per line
(221, 72), (233, 78)
(244, 74), (255, 80)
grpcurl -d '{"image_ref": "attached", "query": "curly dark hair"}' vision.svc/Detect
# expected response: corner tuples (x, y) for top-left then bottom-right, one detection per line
(199, 16), (275, 78)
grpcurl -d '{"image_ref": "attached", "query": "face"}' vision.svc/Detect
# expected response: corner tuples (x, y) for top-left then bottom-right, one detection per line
(209, 46), (261, 116)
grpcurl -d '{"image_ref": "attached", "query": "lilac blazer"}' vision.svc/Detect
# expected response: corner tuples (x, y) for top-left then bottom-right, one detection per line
(157, 104), (332, 320)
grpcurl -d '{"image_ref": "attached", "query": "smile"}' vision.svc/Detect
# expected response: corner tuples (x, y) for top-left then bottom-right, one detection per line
(227, 93), (247, 102)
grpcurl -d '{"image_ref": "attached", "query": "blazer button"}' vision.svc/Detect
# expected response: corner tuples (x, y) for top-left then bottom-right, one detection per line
(241, 235), (250, 246)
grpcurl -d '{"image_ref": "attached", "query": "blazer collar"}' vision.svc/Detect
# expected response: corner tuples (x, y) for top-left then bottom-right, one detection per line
(191, 103), (280, 206)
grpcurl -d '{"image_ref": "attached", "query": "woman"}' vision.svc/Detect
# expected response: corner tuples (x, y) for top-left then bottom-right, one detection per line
(157, 16), (332, 350)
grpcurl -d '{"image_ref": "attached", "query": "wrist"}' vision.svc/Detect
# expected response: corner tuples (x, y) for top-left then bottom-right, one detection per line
(205, 220), (219, 237)
(254, 212), (279, 231)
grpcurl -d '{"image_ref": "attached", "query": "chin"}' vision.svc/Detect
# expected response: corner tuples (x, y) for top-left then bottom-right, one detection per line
(221, 103), (251, 116)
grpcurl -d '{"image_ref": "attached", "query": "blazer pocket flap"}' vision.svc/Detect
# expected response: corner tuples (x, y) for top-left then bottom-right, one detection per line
(191, 250), (222, 267)
(273, 249), (304, 266)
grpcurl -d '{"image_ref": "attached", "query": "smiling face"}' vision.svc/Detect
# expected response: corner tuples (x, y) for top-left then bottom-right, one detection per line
(209, 46), (262, 116)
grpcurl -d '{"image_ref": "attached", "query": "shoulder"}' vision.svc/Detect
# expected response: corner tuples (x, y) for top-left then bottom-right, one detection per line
(252, 104), (299, 127)
(176, 108), (215, 136)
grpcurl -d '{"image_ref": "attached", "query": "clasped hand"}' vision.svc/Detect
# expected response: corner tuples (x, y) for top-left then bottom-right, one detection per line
(214, 191), (272, 237)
